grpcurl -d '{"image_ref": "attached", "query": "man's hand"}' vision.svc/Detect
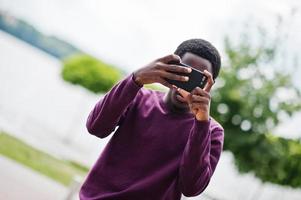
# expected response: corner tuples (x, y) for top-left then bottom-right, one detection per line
(177, 70), (214, 121)
(133, 54), (192, 88)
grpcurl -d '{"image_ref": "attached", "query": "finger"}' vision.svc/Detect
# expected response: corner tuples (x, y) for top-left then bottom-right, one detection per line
(188, 103), (199, 114)
(191, 95), (210, 104)
(203, 70), (214, 92)
(160, 71), (189, 82)
(190, 102), (206, 110)
(176, 93), (188, 103)
(171, 84), (178, 90)
(158, 54), (181, 64)
(190, 107), (198, 115)
(177, 87), (190, 100)
(159, 63), (192, 74)
(158, 78), (173, 89)
(191, 87), (211, 98)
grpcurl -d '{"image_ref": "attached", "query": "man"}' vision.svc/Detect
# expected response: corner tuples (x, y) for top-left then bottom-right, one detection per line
(80, 39), (224, 200)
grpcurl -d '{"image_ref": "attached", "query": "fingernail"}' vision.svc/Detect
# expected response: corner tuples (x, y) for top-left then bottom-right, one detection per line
(187, 68), (192, 73)
(185, 77), (189, 81)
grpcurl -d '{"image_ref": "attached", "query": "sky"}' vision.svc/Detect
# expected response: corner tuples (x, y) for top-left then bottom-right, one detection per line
(1, 0), (300, 73)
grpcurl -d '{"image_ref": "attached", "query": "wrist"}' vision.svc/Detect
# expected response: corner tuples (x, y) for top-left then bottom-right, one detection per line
(132, 72), (144, 87)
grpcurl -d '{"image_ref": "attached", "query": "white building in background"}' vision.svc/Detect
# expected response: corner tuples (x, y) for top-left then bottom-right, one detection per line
(0, 30), (300, 200)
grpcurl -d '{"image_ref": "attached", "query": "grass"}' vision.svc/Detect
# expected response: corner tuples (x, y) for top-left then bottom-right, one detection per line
(0, 131), (89, 186)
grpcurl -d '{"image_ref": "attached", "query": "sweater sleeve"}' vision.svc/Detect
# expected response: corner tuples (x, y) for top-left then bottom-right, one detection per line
(86, 74), (142, 138)
(178, 118), (224, 197)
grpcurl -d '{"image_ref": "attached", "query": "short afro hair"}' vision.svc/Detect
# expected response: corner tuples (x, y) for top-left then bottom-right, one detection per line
(174, 39), (221, 80)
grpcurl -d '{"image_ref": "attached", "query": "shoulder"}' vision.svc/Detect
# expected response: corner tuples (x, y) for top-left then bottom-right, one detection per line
(135, 84), (166, 98)
(210, 117), (223, 130)
(133, 87), (165, 105)
(210, 117), (224, 135)
(209, 118), (224, 145)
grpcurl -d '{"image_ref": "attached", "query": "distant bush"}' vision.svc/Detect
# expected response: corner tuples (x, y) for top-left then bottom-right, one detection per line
(62, 54), (122, 93)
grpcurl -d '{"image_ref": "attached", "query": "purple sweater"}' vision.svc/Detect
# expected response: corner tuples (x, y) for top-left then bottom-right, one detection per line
(79, 74), (224, 200)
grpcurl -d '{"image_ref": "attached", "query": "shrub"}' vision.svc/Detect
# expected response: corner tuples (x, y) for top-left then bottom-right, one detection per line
(62, 54), (122, 93)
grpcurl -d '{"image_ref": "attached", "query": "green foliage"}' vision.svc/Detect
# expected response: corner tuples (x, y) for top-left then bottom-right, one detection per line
(226, 132), (301, 187)
(62, 54), (122, 93)
(0, 131), (88, 186)
(212, 28), (301, 187)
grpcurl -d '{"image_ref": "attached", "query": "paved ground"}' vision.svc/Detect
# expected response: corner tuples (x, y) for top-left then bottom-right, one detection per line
(0, 156), (78, 200)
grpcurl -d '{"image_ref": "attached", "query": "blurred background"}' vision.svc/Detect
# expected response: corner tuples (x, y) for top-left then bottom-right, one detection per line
(0, 0), (301, 200)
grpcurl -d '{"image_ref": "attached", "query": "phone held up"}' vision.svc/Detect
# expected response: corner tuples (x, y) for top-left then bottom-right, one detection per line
(166, 61), (208, 92)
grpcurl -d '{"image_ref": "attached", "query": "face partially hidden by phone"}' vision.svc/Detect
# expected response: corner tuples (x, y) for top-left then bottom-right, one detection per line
(169, 52), (213, 110)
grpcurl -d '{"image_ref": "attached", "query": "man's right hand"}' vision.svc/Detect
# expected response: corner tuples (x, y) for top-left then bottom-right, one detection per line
(133, 54), (192, 88)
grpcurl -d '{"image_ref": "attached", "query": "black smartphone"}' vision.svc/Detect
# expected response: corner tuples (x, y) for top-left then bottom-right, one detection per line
(166, 61), (208, 92)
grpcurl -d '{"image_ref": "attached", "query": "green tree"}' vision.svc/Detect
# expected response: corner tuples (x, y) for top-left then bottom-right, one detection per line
(62, 54), (122, 93)
(211, 26), (301, 187)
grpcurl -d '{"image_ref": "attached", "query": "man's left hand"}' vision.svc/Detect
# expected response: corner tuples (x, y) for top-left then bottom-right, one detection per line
(177, 70), (214, 121)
